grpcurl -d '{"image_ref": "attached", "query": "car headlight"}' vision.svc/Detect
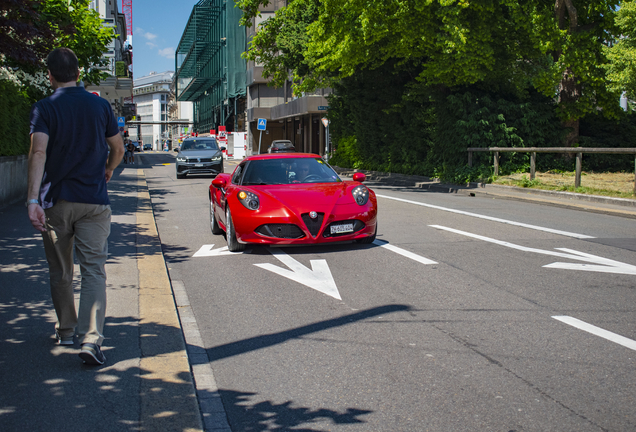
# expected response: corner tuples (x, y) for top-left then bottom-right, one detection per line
(176, 156), (186, 162)
(238, 190), (259, 210)
(352, 185), (369, 205)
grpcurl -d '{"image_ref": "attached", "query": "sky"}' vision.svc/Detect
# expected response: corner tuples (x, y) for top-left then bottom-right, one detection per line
(129, 0), (201, 80)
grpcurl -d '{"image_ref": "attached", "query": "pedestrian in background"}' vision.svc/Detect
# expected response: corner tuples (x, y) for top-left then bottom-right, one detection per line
(124, 139), (131, 163)
(126, 139), (135, 164)
(27, 47), (125, 366)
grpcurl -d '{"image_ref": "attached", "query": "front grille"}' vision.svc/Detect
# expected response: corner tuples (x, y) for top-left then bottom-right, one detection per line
(186, 157), (216, 163)
(323, 220), (365, 238)
(301, 212), (324, 237)
(255, 224), (305, 239)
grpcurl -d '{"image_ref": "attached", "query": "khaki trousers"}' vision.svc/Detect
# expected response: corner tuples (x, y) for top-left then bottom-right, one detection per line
(42, 200), (111, 346)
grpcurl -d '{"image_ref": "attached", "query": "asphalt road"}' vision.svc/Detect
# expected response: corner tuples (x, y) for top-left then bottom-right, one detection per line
(141, 152), (636, 432)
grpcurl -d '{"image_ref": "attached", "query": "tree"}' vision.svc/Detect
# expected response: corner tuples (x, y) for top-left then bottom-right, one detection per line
(605, 0), (636, 104)
(0, 0), (115, 84)
(304, 0), (624, 145)
(242, 0), (321, 91)
(531, 0), (623, 145)
(0, 0), (59, 70)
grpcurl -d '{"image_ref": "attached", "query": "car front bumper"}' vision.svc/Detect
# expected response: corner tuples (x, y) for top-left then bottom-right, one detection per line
(231, 203), (377, 246)
(177, 161), (223, 175)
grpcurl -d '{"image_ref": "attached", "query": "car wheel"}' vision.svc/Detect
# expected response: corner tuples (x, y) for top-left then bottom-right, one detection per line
(225, 206), (245, 252)
(210, 201), (222, 235)
(357, 223), (377, 244)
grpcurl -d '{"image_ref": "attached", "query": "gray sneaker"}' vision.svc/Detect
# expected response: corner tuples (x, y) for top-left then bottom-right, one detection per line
(79, 343), (106, 365)
(55, 330), (74, 346)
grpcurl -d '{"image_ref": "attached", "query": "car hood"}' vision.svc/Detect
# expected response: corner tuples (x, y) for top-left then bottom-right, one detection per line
(178, 150), (222, 158)
(253, 182), (357, 213)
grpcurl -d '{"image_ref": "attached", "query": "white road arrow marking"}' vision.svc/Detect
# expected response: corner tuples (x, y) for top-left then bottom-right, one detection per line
(372, 240), (437, 265)
(254, 248), (341, 300)
(430, 225), (636, 276)
(193, 244), (250, 257)
(553, 316), (636, 351)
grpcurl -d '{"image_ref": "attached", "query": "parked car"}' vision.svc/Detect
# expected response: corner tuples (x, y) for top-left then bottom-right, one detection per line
(267, 140), (295, 153)
(143, 143), (152, 151)
(175, 137), (224, 179)
(209, 153), (377, 251)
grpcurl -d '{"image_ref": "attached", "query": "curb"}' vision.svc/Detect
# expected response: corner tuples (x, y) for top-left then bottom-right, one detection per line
(135, 168), (205, 431)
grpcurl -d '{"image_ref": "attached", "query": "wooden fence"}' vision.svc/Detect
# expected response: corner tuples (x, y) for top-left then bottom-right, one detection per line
(467, 147), (636, 192)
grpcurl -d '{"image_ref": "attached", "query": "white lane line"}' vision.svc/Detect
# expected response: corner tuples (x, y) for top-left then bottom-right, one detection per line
(376, 194), (594, 239)
(430, 225), (636, 275)
(372, 240), (437, 265)
(552, 316), (636, 351)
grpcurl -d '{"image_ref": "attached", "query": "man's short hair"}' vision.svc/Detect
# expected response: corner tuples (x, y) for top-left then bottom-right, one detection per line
(47, 48), (79, 83)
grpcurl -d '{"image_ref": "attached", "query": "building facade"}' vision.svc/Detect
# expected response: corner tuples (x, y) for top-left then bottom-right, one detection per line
(173, 0), (330, 155)
(174, 0), (247, 137)
(168, 76), (194, 147)
(132, 71), (173, 150)
(85, 0), (133, 117)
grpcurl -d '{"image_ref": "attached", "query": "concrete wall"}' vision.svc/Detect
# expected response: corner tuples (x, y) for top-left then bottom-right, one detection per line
(0, 155), (28, 209)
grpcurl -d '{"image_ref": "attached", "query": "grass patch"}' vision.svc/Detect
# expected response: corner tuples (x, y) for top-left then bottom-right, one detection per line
(493, 171), (636, 199)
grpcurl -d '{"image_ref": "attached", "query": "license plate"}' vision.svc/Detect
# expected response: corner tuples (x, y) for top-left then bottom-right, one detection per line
(195, 163), (204, 167)
(331, 223), (354, 234)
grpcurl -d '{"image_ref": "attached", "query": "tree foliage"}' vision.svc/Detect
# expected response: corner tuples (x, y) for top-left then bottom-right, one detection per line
(0, 0), (116, 156)
(239, 0), (634, 178)
(0, 0), (115, 83)
(605, 0), (636, 101)
(242, 0), (321, 90)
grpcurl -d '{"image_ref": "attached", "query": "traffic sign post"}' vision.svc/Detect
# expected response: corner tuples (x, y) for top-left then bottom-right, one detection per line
(117, 117), (125, 127)
(257, 118), (267, 153)
(322, 117), (330, 159)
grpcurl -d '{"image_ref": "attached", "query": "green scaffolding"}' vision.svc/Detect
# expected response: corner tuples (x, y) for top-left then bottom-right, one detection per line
(175, 0), (246, 133)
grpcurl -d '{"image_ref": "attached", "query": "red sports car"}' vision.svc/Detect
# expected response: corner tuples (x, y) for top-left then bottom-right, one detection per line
(209, 153), (377, 251)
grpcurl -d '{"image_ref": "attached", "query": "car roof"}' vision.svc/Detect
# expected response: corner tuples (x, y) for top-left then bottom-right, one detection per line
(245, 153), (321, 161)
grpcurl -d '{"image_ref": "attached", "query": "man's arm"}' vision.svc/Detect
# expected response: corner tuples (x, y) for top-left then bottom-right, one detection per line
(105, 133), (125, 182)
(27, 132), (48, 232)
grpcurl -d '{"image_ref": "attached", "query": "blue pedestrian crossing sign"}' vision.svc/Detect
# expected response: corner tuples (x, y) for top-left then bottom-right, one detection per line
(257, 118), (267, 131)
(117, 117), (125, 127)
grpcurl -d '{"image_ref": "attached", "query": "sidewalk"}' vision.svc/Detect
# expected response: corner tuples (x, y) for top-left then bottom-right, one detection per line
(0, 161), (203, 431)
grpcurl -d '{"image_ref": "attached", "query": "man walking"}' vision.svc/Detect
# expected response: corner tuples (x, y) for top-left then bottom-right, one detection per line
(27, 48), (124, 366)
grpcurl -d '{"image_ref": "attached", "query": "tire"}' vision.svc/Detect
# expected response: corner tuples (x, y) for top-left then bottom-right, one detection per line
(210, 201), (222, 235)
(225, 206), (245, 252)
(357, 223), (377, 244)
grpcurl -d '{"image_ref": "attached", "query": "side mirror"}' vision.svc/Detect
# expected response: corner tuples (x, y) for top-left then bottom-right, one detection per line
(173, 148), (179, 152)
(212, 177), (227, 189)
(220, 146), (226, 151)
(352, 172), (366, 183)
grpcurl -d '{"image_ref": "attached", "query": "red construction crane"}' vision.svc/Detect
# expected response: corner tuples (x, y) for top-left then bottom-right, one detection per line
(122, 0), (132, 36)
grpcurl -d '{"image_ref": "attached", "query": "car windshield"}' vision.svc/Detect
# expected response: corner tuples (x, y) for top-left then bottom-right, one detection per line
(273, 142), (293, 148)
(241, 158), (341, 185)
(180, 139), (218, 151)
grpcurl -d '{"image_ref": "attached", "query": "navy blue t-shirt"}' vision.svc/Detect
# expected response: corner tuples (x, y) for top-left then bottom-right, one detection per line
(29, 86), (119, 208)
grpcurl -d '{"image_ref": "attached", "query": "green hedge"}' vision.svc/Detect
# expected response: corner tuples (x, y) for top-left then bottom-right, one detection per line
(0, 80), (32, 156)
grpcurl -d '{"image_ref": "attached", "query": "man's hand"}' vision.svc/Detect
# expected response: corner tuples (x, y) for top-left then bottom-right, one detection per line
(27, 132), (48, 232)
(28, 204), (47, 232)
(106, 133), (125, 179)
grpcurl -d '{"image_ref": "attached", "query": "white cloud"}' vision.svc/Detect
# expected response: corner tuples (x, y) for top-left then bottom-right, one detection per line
(146, 42), (157, 49)
(158, 48), (174, 59)
(136, 28), (157, 41)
